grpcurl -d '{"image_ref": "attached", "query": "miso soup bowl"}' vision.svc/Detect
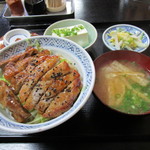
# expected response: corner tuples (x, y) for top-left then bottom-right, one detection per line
(93, 50), (150, 115)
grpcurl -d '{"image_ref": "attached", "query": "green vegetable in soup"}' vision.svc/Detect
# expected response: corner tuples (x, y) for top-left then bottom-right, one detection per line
(114, 83), (150, 114)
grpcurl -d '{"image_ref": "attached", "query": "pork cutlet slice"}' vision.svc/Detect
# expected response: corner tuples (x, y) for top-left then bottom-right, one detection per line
(3, 49), (50, 82)
(43, 78), (82, 119)
(23, 61), (71, 111)
(0, 80), (31, 123)
(0, 47), (38, 68)
(19, 55), (60, 103)
(10, 55), (49, 94)
(36, 70), (80, 114)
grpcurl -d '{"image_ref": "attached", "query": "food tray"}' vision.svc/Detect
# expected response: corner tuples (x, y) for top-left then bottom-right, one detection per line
(2, 0), (74, 25)
(0, 20), (150, 144)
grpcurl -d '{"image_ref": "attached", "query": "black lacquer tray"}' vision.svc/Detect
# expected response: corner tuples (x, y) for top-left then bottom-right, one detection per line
(2, 0), (74, 26)
(0, 21), (150, 143)
(1, 1), (150, 149)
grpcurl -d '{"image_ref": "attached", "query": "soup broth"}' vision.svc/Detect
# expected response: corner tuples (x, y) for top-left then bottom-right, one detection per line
(98, 60), (150, 114)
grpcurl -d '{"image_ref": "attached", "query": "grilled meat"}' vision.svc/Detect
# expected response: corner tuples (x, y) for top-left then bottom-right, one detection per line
(36, 70), (80, 114)
(3, 57), (33, 82)
(43, 78), (81, 119)
(0, 47), (82, 123)
(3, 49), (50, 82)
(19, 55), (60, 103)
(0, 80), (31, 123)
(10, 55), (49, 94)
(23, 61), (71, 111)
(0, 47), (38, 68)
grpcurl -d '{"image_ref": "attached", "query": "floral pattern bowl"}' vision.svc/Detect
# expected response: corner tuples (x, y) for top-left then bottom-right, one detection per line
(0, 36), (95, 134)
(102, 24), (150, 52)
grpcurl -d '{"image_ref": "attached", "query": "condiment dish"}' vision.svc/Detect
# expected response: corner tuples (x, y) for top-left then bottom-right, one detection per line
(3, 28), (31, 46)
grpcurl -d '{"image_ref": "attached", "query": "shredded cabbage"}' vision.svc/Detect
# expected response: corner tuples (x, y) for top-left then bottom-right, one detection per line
(27, 110), (48, 124)
(108, 28), (147, 50)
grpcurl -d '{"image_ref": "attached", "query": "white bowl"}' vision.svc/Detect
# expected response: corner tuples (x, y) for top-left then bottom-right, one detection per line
(44, 19), (98, 49)
(3, 28), (31, 46)
(102, 24), (150, 52)
(0, 36), (95, 134)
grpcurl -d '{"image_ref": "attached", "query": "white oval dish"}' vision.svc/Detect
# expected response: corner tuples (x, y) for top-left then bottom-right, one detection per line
(102, 24), (150, 52)
(0, 36), (95, 134)
(44, 19), (98, 50)
(3, 28), (31, 46)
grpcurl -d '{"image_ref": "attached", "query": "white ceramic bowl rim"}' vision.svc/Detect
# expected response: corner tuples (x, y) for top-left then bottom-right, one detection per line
(0, 35), (95, 134)
(102, 24), (150, 53)
(44, 19), (98, 49)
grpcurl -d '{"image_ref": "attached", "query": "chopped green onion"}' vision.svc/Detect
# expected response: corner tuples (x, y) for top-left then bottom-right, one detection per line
(52, 24), (85, 37)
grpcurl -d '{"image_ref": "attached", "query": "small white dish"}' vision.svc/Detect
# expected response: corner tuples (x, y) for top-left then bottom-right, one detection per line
(44, 19), (98, 49)
(3, 28), (31, 46)
(102, 24), (150, 53)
